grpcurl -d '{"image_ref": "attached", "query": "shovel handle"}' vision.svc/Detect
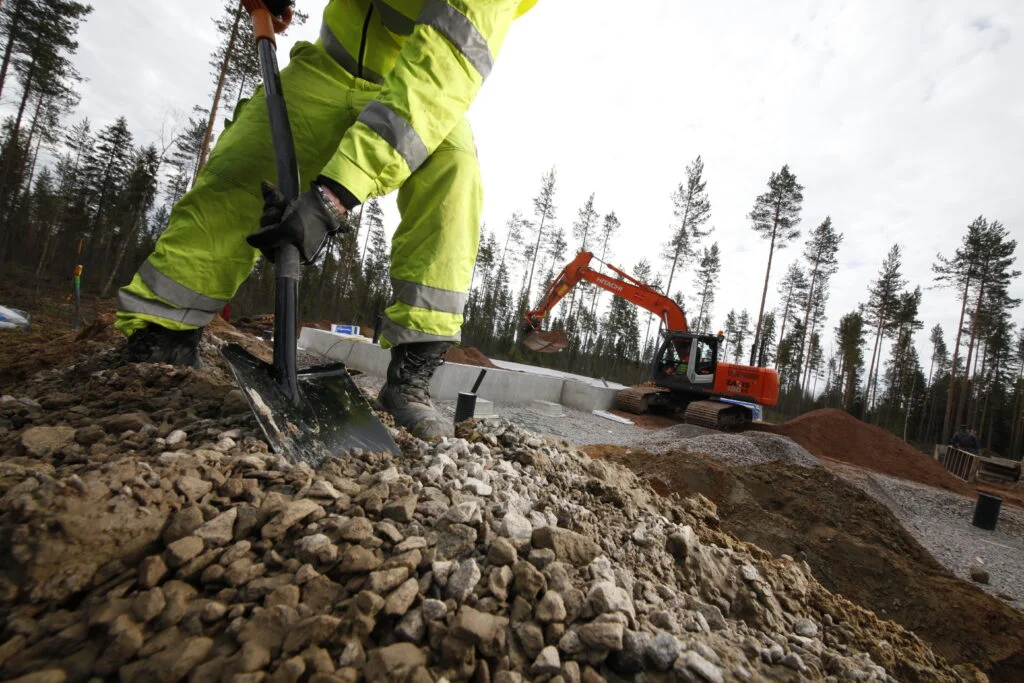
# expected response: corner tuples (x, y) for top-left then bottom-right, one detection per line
(242, 1), (293, 42)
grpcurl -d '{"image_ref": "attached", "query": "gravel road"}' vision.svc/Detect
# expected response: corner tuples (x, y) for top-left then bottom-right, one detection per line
(836, 465), (1024, 608)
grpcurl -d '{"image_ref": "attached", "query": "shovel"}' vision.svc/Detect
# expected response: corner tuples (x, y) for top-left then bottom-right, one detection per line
(520, 319), (569, 353)
(221, 0), (398, 466)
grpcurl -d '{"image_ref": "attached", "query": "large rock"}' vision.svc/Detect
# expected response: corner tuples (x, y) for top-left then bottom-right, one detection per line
(531, 527), (601, 567)
(20, 425), (75, 458)
(365, 643), (427, 682)
(262, 500), (324, 540)
(194, 508), (237, 546)
(451, 606), (508, 657)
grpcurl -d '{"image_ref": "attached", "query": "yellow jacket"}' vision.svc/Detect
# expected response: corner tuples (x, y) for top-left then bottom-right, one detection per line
(317, 0), (537, 203)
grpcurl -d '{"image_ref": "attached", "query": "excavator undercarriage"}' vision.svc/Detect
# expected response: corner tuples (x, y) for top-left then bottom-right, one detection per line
(616, 386), (754, 430)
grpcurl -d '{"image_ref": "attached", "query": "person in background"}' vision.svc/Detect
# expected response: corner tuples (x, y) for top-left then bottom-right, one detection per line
(950, 425), (980, 454)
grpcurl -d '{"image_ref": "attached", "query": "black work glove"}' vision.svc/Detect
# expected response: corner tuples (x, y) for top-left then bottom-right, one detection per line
(263, 0), (294, 17)
(247, 181), (346, 264)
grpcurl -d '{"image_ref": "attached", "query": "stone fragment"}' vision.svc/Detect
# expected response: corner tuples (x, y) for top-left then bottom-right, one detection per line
(20, 425), (75, 457)
(270, 657), (307, 683)
(138, 635), (213, 682)
(339, 545), (381, 573)
(384, 578), (420, 616)
(339, 517), (374, 542)
(267, 584), (301, 609)
(535, 591), (567, 623)
(163, 505), (205, 544)
(444, 501), (482, 525)
(138, 555), (169, 589)
(586, 582), (635, 621)
(514, 622), (545, 658)
(94, 623), (144, 675)
(678, 651), (724, 683)
(295, 533), (337, 565)
(512, 561), (547, 601)
(74, 424), (106, 445)
(793, 618), (818, 638)
(486, 537), (518, 566)
(646, 632), (680, 671)
(282, 615), (342, 654)
(396, 609), (426, 643)
(532, 645), (561, 676)
(382, 495), (418, 523)
(421, 599), (448, 622)
(132, 588), (167, 623)
(781, 652), (806, 671)
(165, 535), (204, 568)
(446, 559), (481, 603)
(365, 643), (427, 682)
(98, 412), (152, 433)
(437, 523), (478, 559)
(496, 510), (533, 539)
(609, 630), (648, 674)
(531, 527), (601, 567)
(488, 566), (513, 602)
(970, 567), (990, 584)
(262, 500), (324, 540)
(464, 477), (493, 496)
(176, 476), (212, 501)
(194, 508), (238, 545)
(577, 621), (624, 651)
(369, 567), (410, 594)
(451, 605), (509, 657)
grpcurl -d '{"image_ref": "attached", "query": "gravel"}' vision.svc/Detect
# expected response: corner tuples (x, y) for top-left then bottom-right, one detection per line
(839, 467), (1024, 608)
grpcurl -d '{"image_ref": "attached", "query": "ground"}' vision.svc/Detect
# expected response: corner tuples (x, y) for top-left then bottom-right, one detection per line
(0, 294), (1017, 681)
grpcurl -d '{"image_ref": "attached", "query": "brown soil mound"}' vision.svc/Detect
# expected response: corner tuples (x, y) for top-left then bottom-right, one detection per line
(588, 445), (1024, 680)
(444, 345), (497, 368)
(754, 409), (970, 494)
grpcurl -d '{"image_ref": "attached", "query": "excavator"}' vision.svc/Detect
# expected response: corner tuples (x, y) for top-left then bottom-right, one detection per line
(520, 251), (780, 430)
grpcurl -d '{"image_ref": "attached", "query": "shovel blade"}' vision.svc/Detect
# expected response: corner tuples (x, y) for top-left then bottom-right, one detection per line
(221, 343), (398, 467)
(523, 329), (570, 353)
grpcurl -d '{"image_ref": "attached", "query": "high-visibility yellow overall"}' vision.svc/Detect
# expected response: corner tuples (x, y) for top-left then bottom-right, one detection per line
(116, 0), (537, 347)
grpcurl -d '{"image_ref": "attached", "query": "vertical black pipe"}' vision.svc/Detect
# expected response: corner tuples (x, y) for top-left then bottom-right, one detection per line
(257, 38), (301, 402)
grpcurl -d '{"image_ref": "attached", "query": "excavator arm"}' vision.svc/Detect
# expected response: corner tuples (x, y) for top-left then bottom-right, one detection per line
(523, 251), (688, 344)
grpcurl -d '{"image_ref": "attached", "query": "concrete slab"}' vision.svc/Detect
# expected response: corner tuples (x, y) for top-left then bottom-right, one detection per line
(532, 400), (565, 417)
(297, 328), (619, 413)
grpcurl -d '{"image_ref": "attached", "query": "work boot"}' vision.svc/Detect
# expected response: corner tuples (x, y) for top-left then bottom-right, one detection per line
(125, 324), (203, 369)
(378, 342), (452, 440)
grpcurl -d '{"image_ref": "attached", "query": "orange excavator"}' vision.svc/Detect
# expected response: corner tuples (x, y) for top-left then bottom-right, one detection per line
(520, 251), (779, 429)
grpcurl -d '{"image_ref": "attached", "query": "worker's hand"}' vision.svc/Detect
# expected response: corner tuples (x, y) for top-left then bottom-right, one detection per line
(247, 181), (347, 264)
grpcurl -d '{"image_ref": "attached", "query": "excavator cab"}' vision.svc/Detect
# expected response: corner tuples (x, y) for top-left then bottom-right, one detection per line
(654, 332), (719, 390)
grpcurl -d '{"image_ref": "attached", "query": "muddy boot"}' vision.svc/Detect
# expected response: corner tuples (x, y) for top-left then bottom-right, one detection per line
(378, 342), (452, 440)
(125, 324), (203, 369)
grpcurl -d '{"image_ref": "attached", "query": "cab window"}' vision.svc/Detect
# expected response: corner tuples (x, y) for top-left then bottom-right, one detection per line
(695, 339), (715, 374)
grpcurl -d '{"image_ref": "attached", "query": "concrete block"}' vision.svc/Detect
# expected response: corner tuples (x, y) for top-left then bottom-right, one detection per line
(473, 398), (498, 419)
(532, 400), (565, 417)
(560, 379), (620, 412)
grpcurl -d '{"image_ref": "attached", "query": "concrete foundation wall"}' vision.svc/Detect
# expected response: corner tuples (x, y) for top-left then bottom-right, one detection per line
(298, 328), (618, 412)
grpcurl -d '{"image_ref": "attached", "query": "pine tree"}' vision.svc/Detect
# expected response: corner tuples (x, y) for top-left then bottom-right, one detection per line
(692, 243), (720, 334)
(755, 312), (777, 367)
(835, 311), (867, 413)
(774, 262), (807, 369)
(663, 155), (712, 301)
(586, 211), (619, 335)
(798, 216), (842, 392)
(522, 167), (557, 303)
(862, 244), (906, 413)
(747, 165), (804, 365)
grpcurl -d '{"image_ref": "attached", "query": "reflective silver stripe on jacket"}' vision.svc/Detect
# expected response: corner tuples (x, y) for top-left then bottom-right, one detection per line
(392, 277), (468, 315)
(418, 0), (494, 79)
(372, 0), (415, 35)
(139, 261), (225, 313)
(357, 101), (429, 172)
(117, 291), (215, 328)
(380, 317), (462, 346)
(320, 22), (384, 84)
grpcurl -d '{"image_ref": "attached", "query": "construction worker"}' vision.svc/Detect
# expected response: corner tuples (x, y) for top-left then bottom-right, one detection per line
(950, 425), (980, 454)
(115, 0), (537, 440)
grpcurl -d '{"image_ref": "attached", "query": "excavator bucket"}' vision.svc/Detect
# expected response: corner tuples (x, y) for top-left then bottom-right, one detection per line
(523, 329), (569, 353)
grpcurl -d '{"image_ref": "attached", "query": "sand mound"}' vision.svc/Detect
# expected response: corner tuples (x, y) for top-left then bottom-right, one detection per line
(444, 346), (497, 369)
(753, 409), (969, 494)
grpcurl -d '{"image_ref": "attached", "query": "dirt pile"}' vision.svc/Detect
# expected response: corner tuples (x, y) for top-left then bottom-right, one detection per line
(753, 409), (970, 493)
(444, 346), (497, 369)
(590, 445), (1024, 680)
(0, 323), (979, 682)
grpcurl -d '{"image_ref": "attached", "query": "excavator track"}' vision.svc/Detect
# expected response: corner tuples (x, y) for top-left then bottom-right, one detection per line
(683, 400), (752, 430)
(616, 386), (669, 414)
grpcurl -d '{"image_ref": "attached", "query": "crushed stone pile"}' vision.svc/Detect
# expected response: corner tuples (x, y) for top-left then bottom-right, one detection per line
(0, 327), (979, 682)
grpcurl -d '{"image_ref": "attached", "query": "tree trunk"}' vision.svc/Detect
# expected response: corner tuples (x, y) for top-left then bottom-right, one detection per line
(955, 276), (986, 430)
(196, 1), (244, 175)
(750, 218), (779, 366)
(941, 275), (971, 443)
(0, 0), (24, 100)
(969, 340), (989, 428)
(865, 315), (885, 415)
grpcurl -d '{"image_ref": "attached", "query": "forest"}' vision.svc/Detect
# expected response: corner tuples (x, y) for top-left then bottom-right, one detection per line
(0, 1), (1022, 459)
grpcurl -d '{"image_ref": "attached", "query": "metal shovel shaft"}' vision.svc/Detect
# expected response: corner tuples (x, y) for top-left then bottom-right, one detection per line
(256, 36), (302, 401)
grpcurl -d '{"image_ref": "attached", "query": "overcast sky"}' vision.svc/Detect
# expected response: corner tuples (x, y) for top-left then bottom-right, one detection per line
(64, 0), (1024, 371)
